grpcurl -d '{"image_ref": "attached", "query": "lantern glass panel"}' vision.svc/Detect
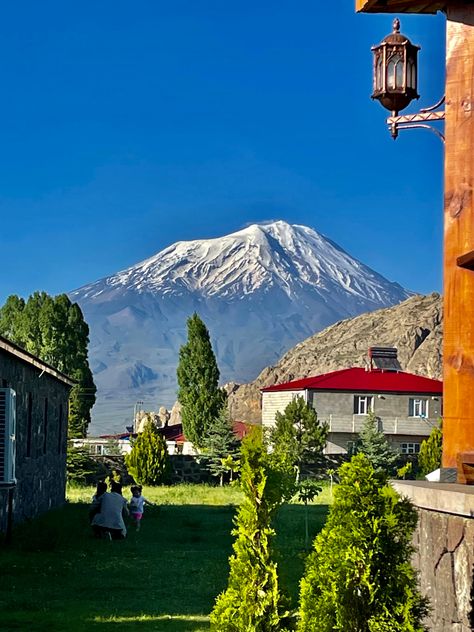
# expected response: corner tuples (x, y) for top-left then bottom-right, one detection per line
(376, 57), (383, 90)
(387, 54), (404, 89)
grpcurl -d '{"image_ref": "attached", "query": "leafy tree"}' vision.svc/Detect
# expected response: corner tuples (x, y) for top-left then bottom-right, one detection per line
(418, 420), (442, 476)
(177, 313), (226, 448)
(297, 454), (429, 632)
(270, 396), (328, 483)
(125, 421), (170, 485)
(210, 426), (291, 631)
(0, 294), (25, 342)
(201, 408), (239, 486)
(353, 410), (398, 475)
(0, 292), (96, 437)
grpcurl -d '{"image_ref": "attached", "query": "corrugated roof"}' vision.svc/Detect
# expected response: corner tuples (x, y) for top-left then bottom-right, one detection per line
(261, 367), (442, 395)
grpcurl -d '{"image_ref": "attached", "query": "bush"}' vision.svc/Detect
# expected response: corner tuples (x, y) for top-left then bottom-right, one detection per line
(418, 420), (442, 477)
(210, 427), (291, 631)
(125, 421), (170, 485)
(297, 454), (429, 632)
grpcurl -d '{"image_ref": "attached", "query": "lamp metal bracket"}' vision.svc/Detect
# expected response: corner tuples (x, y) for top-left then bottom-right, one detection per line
(386, 96), (445, 142)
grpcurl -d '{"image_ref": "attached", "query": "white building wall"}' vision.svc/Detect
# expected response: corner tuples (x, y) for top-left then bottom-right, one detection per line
(262, 390), (304, 428)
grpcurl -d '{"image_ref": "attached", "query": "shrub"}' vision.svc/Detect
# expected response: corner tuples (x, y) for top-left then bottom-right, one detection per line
(418, 420), (442, 476)
(297, 454), (429, 632)
(125, 421), (170, 485)
(210, 427), (291, 631)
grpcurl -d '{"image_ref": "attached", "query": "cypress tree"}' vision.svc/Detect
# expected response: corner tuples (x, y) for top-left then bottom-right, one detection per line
(270, 395), (328, 482)
(201, 408), (239, 486)
(177, 313), (226, 448)
(418, 420), (442, 476)
(353, 410), (398, 474)
(125, 421), (170, 485)
(210, 426), (291, 631)
(297, 454), (429, 632)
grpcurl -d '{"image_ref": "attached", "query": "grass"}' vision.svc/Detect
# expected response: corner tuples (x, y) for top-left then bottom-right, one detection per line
(0, 483), (330, 631)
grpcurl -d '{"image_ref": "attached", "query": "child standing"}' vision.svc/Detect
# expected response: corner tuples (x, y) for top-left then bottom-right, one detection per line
(129, 485), (153, 531)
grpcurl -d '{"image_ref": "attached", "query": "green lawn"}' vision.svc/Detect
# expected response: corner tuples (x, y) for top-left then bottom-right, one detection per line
(0, 484), (329, 632)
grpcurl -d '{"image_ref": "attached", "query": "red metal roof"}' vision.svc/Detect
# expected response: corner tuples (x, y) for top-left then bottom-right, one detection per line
(261, 367), (442, 395)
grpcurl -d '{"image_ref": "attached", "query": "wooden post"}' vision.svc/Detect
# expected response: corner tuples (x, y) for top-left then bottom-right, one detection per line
(442, 5), (474, 468)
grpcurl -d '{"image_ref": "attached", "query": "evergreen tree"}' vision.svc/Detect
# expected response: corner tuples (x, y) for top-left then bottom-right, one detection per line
(201, 408), (239, 486)
(297, 454), (429, 632)
(177, 313), (226, 448)
(353, 410), (398, 474)
(0, 292), (96, 438)
(210, 427), (291, 631)
(418, 420), (442, 476)
(125, 421), (170, 485)
(270, 396), (328, 482)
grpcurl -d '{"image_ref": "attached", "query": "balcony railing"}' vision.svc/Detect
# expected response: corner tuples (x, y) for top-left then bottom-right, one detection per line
(325, 414), (436, 436)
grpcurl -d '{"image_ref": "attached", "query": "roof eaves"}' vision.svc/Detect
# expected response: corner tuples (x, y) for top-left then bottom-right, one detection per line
(0, 335), (76, 387)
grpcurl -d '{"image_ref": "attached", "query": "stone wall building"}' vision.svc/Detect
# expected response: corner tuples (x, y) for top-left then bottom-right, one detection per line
(0, 335), (73, 531)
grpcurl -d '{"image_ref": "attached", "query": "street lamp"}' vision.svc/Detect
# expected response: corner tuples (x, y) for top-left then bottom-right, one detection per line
(371, 18), (445, 141)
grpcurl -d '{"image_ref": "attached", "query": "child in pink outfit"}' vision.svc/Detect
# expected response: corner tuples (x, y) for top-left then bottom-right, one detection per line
(129, 485), (154, 531)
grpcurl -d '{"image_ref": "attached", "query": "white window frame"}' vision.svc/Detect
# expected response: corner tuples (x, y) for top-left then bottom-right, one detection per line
(400, 442), (420, 455)
(355, 395), (373, 415)
(409, 398), (429, 418)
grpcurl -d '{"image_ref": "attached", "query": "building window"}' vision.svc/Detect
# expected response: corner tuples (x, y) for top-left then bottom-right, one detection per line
(354, 395), (373, 415)
(401, 443), (420, 454)
(57, 403), (63, 455)
(43, 398), (48, 455)
(409, 398), (429, 418)
(26, 392), (33, 458)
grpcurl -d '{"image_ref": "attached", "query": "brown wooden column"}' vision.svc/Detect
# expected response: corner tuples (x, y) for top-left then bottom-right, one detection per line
(443, 5), (474, 467)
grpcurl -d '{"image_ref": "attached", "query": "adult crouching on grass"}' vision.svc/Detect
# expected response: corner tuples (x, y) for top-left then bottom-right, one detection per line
(91, 481), (129, 540)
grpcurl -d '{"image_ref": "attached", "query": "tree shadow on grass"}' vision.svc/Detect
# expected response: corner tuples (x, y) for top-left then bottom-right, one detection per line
(87, 614), (209, 631)
(2, 499), (330, 630)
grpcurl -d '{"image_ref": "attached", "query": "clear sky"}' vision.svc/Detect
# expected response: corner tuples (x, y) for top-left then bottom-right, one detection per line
(0, 2), (446, 304)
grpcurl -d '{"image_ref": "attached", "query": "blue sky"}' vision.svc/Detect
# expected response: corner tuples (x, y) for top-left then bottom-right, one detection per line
(0, 2), (445, 303)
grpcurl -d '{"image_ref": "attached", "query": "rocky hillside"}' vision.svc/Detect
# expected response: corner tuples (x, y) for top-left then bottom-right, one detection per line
(228, 293), (442, 424)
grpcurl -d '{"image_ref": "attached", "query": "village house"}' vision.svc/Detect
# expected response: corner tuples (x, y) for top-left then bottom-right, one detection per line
(261, 347), (442, 455)
(0, 335), (74, 531)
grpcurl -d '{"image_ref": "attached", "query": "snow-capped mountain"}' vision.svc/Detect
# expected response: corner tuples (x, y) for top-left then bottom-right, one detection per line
(70, 221), (412, 434)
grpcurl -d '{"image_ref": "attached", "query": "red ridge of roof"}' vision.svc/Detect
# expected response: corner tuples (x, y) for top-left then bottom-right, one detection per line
(261, 367), (442, 395)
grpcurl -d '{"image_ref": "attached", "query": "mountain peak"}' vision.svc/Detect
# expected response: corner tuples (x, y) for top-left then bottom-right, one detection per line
(70, 220), (413, 434)
(72, 220), (410, 304)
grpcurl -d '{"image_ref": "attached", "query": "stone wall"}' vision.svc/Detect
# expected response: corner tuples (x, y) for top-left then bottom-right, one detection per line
(0, 348), (71, 531)
(392, 481), (474, 632)
(413, 508), (473, 631)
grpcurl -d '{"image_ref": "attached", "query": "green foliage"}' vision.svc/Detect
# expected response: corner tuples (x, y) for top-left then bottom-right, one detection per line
(0, 292), (96, 438)
(201, 408), (240, 485)
(210, 427), (291, 631)
(353, 411), (398, 475)
(66, 444), (100, 484)
(418, 420), (442, 476)
(297, 454), (429, 632)
(270, 396), (328, 482)
(177, 313), (226, 448)
(125, 421), (170, 485)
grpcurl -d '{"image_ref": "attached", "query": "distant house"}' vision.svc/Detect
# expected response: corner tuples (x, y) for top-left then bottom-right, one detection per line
(0, 335), (74, 531)
(77, 420), (252, 457)
(261, 347), (442, 455)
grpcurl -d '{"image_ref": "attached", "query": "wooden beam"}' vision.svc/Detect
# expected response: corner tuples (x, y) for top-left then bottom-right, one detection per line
(442, 5), (474, 468)
(356, 0), (444, 13)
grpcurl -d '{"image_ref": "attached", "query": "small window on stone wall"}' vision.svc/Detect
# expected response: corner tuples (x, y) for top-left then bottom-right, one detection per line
(43, 398), (48, 455)
(26, 392), (33, 457)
